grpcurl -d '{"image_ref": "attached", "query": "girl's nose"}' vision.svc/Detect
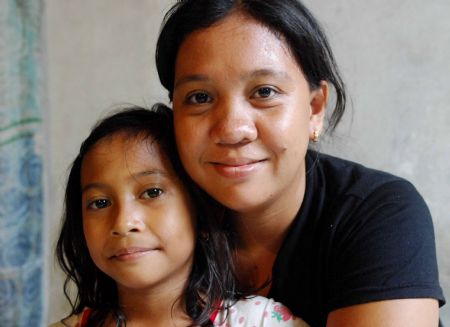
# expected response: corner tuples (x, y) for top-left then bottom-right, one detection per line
(210, 100), (257, 145)
(110, 203), (145, 237)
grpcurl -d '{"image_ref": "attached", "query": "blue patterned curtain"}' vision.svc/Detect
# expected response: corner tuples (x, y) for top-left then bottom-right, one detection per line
(0, 0), (45, 326)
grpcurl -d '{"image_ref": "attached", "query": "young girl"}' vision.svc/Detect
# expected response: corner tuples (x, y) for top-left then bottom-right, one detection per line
(51, 104), (309, 327)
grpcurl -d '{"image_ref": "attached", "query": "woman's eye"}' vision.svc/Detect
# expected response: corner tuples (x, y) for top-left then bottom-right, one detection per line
(187, 92), (212, 104)
(142, 188), (164, 199)
(88, 199), (111, 210)
(253, 87), (277, 98)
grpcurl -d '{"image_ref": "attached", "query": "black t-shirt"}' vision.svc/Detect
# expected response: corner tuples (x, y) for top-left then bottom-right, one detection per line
(268, 151), (445, 327)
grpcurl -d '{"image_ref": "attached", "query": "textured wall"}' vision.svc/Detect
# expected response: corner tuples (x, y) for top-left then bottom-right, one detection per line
(303, 0), (450, 322)
(44, 0), (169, 324)
(45, 0), (449, 324)
(0, 1), (46, 326)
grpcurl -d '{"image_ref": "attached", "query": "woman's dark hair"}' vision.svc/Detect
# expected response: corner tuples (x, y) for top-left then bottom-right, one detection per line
(56, 104), (239, 327)
(156, 0), (346, 132)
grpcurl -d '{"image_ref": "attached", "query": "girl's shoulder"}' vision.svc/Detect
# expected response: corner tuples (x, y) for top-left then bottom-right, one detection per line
(49, 308), (92, 327)
(212, 296), (309, 327)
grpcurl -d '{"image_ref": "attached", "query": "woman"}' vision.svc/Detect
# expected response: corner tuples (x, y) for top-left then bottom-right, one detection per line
(155, 0), (445, 326)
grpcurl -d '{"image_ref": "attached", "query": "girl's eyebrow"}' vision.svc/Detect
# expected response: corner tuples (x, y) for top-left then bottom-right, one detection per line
(131, 169), (168, 180)
(81, 182), (108, 194)
(81, 170), (169, 193)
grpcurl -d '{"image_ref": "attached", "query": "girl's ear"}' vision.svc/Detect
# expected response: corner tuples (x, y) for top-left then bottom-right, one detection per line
(309, 81), (329, 140)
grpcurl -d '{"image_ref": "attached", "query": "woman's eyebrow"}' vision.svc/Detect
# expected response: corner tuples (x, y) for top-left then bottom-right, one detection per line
(246, 68), (292, 81)
(174, 74), (209, 89)
(174, 69), (292, 90)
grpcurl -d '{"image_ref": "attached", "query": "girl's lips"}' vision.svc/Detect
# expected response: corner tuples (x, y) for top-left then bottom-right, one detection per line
(110, 247), (156, 261)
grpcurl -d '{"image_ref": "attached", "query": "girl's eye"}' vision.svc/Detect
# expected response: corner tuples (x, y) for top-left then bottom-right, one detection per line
(253, 86), (277, 99)
(186, 92), (212, 104)
(88, 199), (111, 210)
(142, 188), (164, 199)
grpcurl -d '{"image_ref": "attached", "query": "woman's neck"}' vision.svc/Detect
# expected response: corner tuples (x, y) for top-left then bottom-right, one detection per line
(233, 172), (306, 252)
(232, 172), (306, 295)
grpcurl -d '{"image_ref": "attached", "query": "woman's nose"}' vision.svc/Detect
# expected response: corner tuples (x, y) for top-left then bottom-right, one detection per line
(110, 203), (145, 237)
(210, 99), (257, 145)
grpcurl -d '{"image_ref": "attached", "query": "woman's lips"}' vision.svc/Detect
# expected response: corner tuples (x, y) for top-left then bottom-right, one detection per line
(210, 159), (266, 178)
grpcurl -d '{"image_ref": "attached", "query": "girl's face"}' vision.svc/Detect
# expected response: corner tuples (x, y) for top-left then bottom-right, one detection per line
(81, 133), (196, 295)
(172, 13), (327, 217)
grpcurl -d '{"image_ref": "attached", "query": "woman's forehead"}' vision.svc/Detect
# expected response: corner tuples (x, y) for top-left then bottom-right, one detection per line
(175, 13), (298, 79)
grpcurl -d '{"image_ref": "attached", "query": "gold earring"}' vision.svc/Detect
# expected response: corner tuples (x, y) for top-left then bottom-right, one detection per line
(200, 231), (209, 242)
(312, 130), (320, 142)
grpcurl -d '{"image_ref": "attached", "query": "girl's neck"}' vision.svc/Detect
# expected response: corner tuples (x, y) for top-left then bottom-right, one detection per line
(116, 286), (191, 327)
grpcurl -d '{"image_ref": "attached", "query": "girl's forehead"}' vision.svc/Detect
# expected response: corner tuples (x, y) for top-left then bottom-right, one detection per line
(95, 131), (154, 146)
(90, 132), (159, 157)
(82, 133), (168, 172)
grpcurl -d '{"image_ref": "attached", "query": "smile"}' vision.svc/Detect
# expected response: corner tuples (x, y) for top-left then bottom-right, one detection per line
(110, 247), (157, 261)
(210, 159), (266, 179)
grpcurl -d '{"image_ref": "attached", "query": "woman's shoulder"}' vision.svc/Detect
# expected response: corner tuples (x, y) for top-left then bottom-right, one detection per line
(48, 308), (91, 327)
(310, 151), (417, 199)
(309, 151), (432, 228)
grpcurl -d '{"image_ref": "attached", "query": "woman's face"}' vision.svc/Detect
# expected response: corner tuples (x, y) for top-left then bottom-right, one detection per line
(173, 13), (327, 217)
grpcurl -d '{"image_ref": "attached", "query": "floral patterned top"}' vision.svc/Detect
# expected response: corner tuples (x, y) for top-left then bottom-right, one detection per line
(212, 296), (309, 327)
(49, 297), (309, 327)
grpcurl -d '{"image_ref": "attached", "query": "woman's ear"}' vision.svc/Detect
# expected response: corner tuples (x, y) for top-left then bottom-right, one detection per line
(309, 81), (329, 140)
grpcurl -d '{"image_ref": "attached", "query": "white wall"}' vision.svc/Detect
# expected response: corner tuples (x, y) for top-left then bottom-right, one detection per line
(45, 0), (449, 324)
(44, 1), (169, 323)
(304, 1), (450, 323)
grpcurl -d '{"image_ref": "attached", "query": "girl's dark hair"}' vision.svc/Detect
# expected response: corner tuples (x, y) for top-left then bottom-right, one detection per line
(155, 0), (346, 132)
(56, 104), (239, 327)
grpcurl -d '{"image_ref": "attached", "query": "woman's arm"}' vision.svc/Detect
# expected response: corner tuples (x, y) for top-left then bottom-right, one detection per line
(327, 298), (439, 327)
